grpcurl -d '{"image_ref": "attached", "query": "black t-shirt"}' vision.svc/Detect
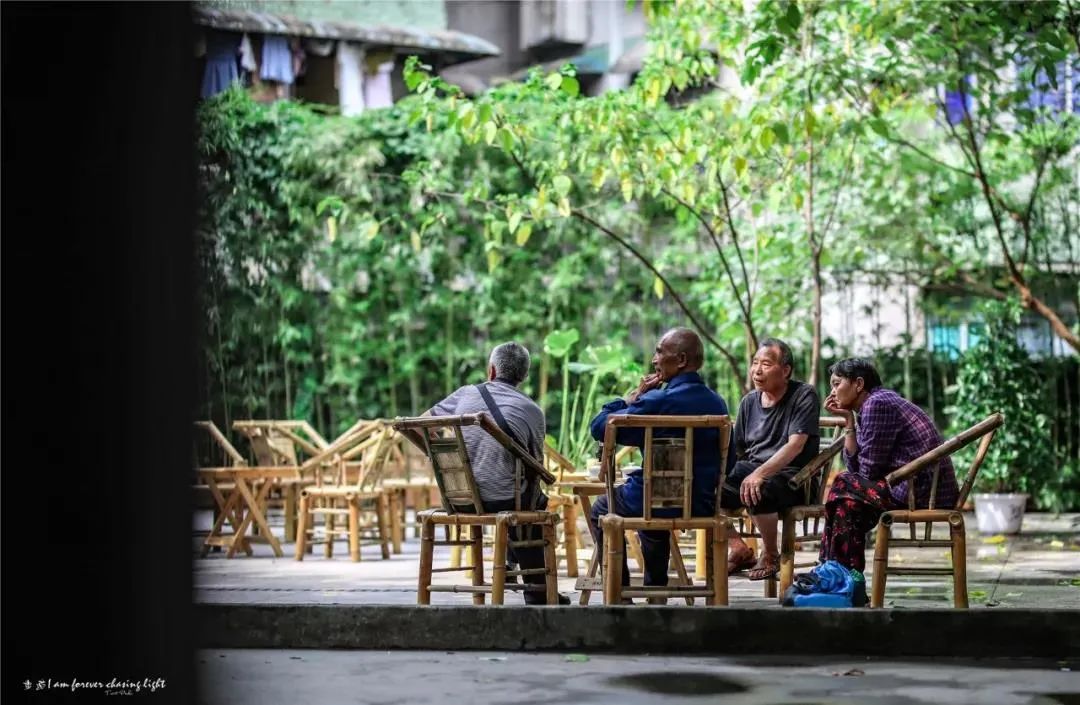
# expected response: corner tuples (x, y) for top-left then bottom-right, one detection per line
(735, 380), (821, 473)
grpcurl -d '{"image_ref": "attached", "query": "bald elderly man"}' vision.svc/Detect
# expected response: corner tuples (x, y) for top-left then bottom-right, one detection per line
(587, 328), (735, 599)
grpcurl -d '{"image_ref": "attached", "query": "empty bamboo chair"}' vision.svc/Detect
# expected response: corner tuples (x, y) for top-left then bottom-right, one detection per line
(597, 414), (733, 606)
(393, 413), (560, 606)
(871, 412), (1004, 608)
(293, 424), (397, 561)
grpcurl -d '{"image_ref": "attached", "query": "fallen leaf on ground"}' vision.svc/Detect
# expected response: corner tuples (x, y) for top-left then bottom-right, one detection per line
(1004, 592), (1024, 598)
(831, 668), (865, 677)
(1049, 540), (1065, 549)
(564, 654), (590, 662)
(982, 535), (1007, 544)
(480, 656), (508, 662)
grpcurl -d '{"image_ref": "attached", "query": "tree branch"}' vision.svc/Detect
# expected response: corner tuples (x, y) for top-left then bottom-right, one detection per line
(571, 208), (746, 381)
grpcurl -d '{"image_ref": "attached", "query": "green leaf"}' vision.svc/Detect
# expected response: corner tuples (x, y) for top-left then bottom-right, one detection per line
(515, 221), (533, 246)
(564, 654), (590, 663)
(561, 76), (580, 98)
(544, 329), (580, 357)
(869, 118), (889, 137)
(545, 73), (563, 90)
(734, 156), (747, 177)
(553, 175), (573, 198)
(410, 230), (421, 253)
(483, 121), (497, 145)
(499, 127), (515, 153)
(507, 209), (523, 235)
(653, 276), (664, 299)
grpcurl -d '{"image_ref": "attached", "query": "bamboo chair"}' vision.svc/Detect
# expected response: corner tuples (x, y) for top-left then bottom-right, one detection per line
(193, 421), (248, 552)
(597, 414), (733, 606)
(543, 443), (590, 578)
(769, 417), (851, 598)
(392, 413), (560, 606)
(231, 419), (336, 541)
(380, 425), (441, 547)
(294, 424), (397, 561)
(871, 412), (1005, 608)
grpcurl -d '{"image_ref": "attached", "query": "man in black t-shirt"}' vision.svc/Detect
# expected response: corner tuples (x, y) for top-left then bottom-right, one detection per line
(721, 338), (821, 581)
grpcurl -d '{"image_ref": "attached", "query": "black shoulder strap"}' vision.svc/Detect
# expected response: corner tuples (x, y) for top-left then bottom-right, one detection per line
(475, 383), (536, 458)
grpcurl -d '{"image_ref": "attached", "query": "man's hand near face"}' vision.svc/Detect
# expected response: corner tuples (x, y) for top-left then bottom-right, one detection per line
(626, 372), (663, 404)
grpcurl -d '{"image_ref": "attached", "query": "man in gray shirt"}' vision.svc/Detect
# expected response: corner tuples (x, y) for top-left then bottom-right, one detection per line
(427, 341), (568, 605)
(720, 338), (821, 581)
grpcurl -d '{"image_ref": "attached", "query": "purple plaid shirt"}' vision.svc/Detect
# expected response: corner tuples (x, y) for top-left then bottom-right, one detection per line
(843, 388), (959, 508)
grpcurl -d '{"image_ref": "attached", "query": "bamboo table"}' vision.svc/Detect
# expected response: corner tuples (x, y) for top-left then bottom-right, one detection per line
(198, 467), (302, 558)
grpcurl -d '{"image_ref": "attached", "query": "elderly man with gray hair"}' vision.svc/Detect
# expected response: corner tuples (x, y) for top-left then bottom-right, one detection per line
(426, 341), (570, 605)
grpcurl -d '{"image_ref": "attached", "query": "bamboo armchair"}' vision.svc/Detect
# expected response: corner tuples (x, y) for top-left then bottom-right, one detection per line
(871, 412), (1005, 608)
(597, 414), (733, 606)
(770, 417), (850, 598)
(293, 422), (397, 561)
(392, 413), (560, 606)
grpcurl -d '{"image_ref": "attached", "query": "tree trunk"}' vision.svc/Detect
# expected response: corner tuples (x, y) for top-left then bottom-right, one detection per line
(810, 249), (823, 388)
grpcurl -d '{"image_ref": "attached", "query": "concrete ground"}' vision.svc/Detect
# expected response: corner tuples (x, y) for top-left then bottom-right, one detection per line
(194, 510), (1080, 608)
(196, 650), (1080, 705)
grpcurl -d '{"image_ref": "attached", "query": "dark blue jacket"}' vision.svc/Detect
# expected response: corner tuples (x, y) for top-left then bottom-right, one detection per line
(589, 372), (735, 516)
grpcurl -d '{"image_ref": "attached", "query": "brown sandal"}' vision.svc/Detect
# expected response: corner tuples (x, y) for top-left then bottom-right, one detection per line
(747, 553), (780, 581)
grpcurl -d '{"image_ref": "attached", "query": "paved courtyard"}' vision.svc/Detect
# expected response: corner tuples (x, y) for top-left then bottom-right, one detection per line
(194, 510), (1080, 609)
(197, 650), (1080, 705)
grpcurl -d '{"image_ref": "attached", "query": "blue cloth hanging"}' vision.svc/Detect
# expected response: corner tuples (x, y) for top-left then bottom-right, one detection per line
(260, 35), (294, 84)
(200, 31), (240, 99)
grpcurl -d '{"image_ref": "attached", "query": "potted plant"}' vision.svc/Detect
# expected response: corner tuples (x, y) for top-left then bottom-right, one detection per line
(946, 302), (1055, 534)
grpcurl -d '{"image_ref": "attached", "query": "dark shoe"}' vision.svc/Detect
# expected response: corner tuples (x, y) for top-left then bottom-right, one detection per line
(524, 592), (571, 606)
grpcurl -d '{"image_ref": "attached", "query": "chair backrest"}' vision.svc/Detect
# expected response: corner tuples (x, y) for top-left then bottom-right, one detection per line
(884, 412), (1005, 510)
(782, 417), (849, 505)
(194, 421), (247, 468)
(600, 414), (732, 521)
(544, 442), (587, 484)
(393, 414), (557, 513)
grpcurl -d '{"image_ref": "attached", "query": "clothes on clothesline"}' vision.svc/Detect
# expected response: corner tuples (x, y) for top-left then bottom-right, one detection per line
(260, 35), (294, 84)
(201, 30), (240, 98)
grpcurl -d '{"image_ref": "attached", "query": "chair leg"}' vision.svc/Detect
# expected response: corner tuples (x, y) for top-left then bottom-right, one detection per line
(471, 524), (485, 605)
(563, 500), (579, 578)
(695, 529), (707, 580)
(871, 519), (891, 608)
(377, 494), (392, 560)
(325, 510), (335, 559)
(669, 532), (694, 606)
(710, 521), (729, 606)
(284, 484), (297, 543)
(450, 524), (462, 569)
(294, 493), (309, 561)
(778, 514), (796, 602)
(491, 518), (508, 606)
(603, 517), (625, 605)
(418, 515), (435, 605)
(348, 499), (361, 562)
(389, 491), (403, 554)
(543, 521), (558, 606)
(950, 513), (969, 608)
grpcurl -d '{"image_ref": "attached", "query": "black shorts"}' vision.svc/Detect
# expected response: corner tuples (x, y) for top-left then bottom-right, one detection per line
(718, 460), (815, 515)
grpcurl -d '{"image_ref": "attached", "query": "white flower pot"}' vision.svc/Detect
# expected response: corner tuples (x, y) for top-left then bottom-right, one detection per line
(973, 493), (1028, 534)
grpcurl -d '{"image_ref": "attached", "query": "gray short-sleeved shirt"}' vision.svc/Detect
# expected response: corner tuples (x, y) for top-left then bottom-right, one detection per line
(735, 381), (821, 472)
(428, 381), (546, 503)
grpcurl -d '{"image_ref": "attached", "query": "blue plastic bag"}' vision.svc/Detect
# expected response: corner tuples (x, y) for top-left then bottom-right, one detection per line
(783, 560), (867, 607)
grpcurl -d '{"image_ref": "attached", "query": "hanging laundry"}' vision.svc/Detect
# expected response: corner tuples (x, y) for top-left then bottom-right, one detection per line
(238, 33), (257, 72)
(201, 30), (240, 99)
(336, 42), (365, 117)
(363, 51), (395, 109)
(260, 35), (294, 84)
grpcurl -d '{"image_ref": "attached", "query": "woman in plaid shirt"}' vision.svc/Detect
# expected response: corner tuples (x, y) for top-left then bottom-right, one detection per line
(820, 358), (958, 571)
